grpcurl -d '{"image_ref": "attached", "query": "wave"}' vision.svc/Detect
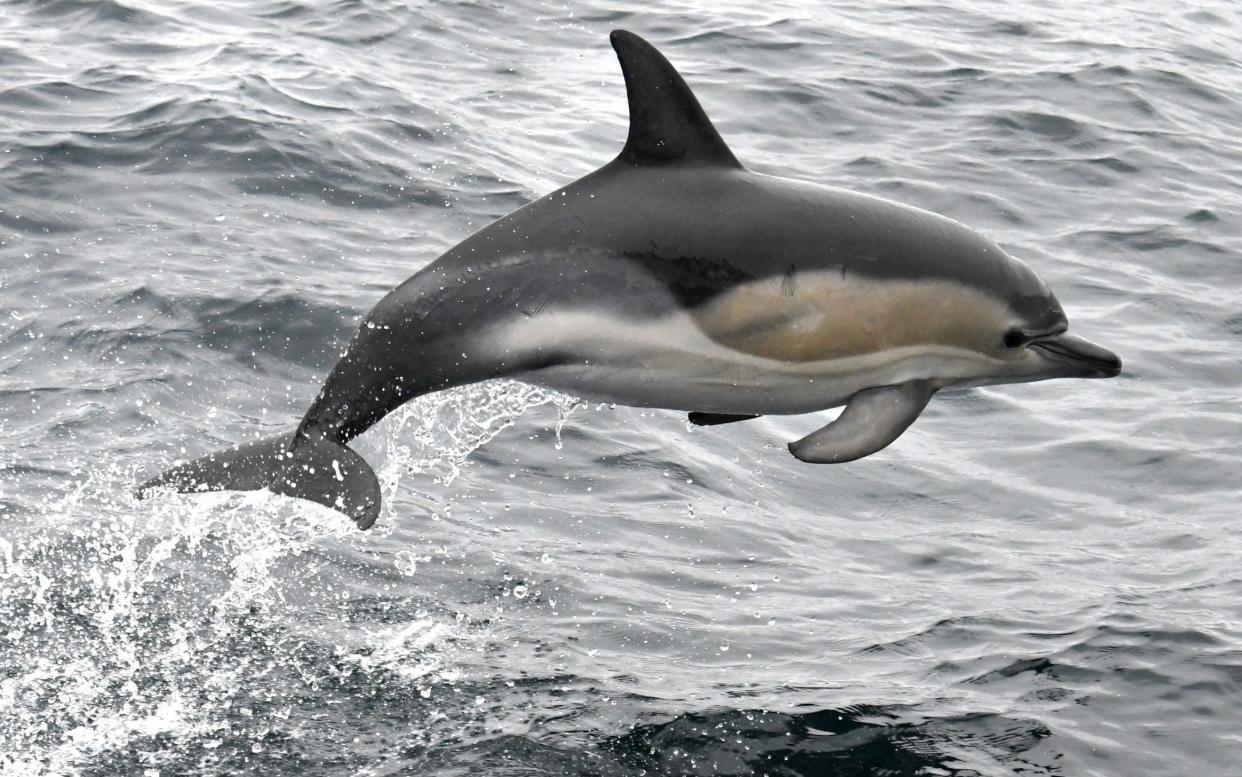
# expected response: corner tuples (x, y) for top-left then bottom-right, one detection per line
(2, 3), (1240, 775)
(17, 0), (177, 28)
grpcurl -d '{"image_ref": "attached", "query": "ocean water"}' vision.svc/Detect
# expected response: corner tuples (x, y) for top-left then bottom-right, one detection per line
(1, 0), (1240, 774)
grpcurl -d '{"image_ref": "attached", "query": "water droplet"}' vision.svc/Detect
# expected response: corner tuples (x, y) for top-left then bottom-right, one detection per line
(394, 550), (418, 576)
(513, 584), (528, 599)
(540, 552), (553, 564)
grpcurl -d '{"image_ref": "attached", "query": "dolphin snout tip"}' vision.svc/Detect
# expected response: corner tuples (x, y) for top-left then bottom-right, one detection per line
(1082, 339), (1122, 378)
(1099, 350), (1123, 378)
(1030, 333), (1122, 379)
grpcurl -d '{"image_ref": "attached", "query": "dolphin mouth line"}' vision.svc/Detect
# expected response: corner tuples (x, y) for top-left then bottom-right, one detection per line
(1030, 333), (1122, 377)
(1024, 325), (1068, 341)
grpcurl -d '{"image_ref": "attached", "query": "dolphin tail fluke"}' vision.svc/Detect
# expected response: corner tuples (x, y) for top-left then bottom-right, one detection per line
(136, 433), (382, 529)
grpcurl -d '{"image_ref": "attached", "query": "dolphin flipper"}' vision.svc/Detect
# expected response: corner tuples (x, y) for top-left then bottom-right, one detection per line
(788, 381), (935, 464)
(136, 433), (381, 529)
(689, 412), (761, 426)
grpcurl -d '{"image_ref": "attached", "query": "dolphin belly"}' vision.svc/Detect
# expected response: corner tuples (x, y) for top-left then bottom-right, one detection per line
(482, 263), (1010, 414)
(493, 305), (990, 415)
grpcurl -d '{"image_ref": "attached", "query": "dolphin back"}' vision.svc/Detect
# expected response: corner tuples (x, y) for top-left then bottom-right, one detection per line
(136, 433), (381, 529)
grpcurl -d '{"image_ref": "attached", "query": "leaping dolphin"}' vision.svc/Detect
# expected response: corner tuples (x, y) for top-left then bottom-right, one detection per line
(138, 30), (1122, 529)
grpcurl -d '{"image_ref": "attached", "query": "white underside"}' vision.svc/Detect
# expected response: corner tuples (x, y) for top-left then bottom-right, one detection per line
(487, 308), (1005, 415)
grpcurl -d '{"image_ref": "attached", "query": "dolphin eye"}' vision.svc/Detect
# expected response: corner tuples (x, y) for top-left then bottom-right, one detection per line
(1003, 330), (1026, 349)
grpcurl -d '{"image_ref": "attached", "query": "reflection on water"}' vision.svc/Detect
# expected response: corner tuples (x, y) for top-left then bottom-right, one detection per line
(603, 706), (1051, 777)
(405, 705), (1052, 776)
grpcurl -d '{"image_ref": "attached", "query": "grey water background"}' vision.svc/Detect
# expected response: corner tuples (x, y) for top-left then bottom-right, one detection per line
(1, 0), (1240, 774)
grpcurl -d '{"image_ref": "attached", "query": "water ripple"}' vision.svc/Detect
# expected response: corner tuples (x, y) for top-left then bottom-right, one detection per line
(2, 0), (1241, 774)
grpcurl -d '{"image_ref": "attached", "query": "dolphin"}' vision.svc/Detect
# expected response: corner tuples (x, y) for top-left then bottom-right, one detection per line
(137, 30), (1122, 529)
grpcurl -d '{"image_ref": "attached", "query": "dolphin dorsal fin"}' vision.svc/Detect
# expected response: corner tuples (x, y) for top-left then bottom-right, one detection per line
(609, 30), (742, 169)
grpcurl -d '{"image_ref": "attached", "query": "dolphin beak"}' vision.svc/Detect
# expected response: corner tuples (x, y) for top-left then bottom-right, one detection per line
(1029, 333), (1122, 378)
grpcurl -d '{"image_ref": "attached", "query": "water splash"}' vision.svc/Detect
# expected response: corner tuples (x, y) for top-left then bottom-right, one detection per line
(0, 383), (574, 774)
(1, 477), (341, 773)
(373, 379), (580, 496)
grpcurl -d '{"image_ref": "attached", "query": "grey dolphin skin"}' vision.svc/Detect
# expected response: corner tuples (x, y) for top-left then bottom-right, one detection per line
(137, 30), (1122, 529)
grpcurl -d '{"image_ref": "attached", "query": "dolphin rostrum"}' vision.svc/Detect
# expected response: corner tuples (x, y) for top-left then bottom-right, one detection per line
(138, 30), (1122, 528)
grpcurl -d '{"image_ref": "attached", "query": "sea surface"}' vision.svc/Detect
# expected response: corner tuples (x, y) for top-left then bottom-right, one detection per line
(1, 1), (1240, 775)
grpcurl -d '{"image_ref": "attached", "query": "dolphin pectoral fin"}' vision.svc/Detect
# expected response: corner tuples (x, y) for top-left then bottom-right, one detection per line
(688, 412), (761, 426)
(788, 381), (935, 464)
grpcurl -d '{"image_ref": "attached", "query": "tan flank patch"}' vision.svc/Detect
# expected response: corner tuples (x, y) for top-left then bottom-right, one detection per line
(693, 272), (1014, 363)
